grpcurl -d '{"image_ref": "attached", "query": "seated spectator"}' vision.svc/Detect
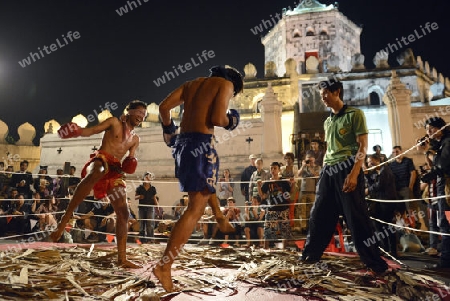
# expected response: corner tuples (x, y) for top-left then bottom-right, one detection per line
(198, 206), (218, 245)
(33, 166), (53, 198)
(0, 165), (14, 197)
(0, 162), (8, 197)
(395, 211), (425, 253)
(11, 160), (33, 200)
(73, 196), (97, 242)
(93, 200), (116, 239)
(223, 197), (242, 246)
(7, 194), (31, 234)
(127, 198), (140, 233)
(173, 195), (188, 220)
(30, 192), (44, 231)
(68, 166), (81, 195)
(244, 195), (265, 248)
(34, 196), (58, 231)
(154, 196), (164, 227)
(52, 169), (65, 201)
(0, 193), (8, 236)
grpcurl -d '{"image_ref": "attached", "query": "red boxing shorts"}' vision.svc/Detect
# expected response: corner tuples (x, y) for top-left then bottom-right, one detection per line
(81, 150), (126, 199)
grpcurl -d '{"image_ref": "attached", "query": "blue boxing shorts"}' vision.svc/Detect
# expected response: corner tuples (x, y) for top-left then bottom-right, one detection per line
(172, 133), (219, 193)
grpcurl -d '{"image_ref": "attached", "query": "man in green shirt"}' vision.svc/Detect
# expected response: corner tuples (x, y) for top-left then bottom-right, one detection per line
(300, 78), (388, 274)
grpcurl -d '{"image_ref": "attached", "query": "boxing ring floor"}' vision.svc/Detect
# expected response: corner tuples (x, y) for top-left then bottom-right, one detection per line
(1, 239), (450, 301)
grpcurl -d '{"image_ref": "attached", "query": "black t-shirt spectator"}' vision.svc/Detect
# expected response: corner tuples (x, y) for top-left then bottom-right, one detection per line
(10, 172), (33, 199)
(261, 179), (291, 211)
(136, 185), (157, 205)
(241, 166), (257, 201)
(390, 157), (415, 189)
(93, 203), (114, 225)
(68, 176), (81, 188)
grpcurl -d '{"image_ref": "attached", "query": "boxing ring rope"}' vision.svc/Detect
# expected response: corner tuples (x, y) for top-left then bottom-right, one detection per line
(1, 178), (449, 245)
(2, 122), (450, 246)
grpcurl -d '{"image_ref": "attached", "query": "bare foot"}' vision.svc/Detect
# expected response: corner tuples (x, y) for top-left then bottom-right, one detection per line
(118, 259), (142, 269)
(50, 229), (63, 242)
(153, 264), (174, 292)
(216, 217), (236, 234)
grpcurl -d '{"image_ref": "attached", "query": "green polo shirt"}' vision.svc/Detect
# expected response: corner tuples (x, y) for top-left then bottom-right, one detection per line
(323, 105), (368, 165)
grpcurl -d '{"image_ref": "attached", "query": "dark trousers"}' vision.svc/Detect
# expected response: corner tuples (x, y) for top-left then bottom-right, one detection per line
(139, 208), (155, 240)
(302, 162), (388, 272)
(437, 176), (450, 267)
(371, 203), (397, 256)
(428, 202), (439, 249)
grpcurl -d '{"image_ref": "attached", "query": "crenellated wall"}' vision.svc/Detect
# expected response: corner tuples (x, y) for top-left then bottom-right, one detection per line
(0, 119), (41, 171)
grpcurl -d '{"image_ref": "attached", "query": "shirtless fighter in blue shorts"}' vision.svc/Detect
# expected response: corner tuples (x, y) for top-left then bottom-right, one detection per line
(154, 65), (243, 292)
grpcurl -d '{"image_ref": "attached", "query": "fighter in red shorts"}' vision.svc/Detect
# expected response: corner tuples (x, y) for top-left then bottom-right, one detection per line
(51, 100), (147, 268)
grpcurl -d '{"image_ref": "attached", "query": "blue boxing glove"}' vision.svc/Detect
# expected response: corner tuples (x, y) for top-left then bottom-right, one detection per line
(161, 118), (179, 147)
(224, 109), (240, 131)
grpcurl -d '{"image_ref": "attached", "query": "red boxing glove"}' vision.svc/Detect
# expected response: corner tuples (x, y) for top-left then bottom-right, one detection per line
(58, 122), (83, 139)
(122, 156), (137, 174)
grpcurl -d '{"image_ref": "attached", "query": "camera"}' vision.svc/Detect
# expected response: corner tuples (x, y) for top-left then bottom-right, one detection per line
(417, 136), (429, 147)
(305, 160), (310, 164)
(421, 170), (436, 183)
(419, 165), (427, 174)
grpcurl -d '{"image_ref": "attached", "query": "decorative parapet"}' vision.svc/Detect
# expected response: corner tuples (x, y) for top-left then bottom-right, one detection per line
(244, 63), (257, 79)
(44, 120), (60, 134)
(351, 53), (365, 70)
(0, 120), (8, 143)
(373, 50), (390, 69)
(327, 54), (340, 72)
(265, 61), (278, 77)
(424, 61), (430, 75)
(396, 48), (416, 67)
(416, 56), (424, 71)
(431, 67), (438, 80)
(72, 114), (88, 128)
(16, 123), (36, 146)
(284, 59), (298, 77)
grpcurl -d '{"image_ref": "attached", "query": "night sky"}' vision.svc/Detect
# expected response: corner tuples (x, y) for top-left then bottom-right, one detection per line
(0, 0), (448, 143)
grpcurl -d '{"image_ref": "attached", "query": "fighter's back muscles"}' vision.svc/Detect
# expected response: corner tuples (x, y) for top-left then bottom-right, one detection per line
(159, 77), (234, 134)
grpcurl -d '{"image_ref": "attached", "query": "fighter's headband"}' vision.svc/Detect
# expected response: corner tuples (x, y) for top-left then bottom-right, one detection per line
(127, 108), (148, 119)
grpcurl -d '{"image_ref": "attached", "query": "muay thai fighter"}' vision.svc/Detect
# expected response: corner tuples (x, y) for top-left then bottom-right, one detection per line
(154, 65), (243, 292)
(50, 100), (147, 268)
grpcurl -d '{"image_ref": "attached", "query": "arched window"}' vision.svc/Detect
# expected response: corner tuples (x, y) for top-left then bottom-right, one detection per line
(369, 92), (381, 105)
(306, 26), (315, 36)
